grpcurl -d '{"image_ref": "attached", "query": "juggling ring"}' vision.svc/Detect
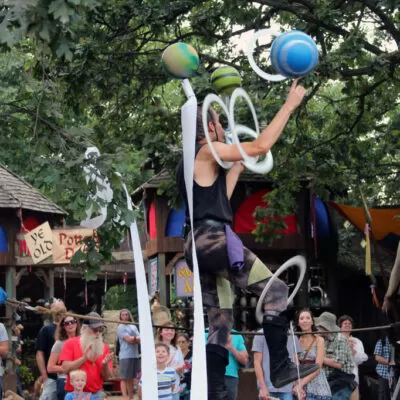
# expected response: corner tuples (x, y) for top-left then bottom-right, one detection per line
(202, 89), (274, 174)
(230, 88), (273, 174)
(247, 28), (286, 82)
(255, 255), (307, 324)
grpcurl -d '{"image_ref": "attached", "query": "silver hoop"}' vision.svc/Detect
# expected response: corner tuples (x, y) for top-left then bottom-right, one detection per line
(247, 28), (286, 82)
(202, 94), (234, 169)
(255, 255), (307, 324)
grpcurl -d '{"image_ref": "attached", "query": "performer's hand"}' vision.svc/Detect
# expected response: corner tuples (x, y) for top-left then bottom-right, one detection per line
(258, 386), (270, 400)
(285, 79), (307, 113)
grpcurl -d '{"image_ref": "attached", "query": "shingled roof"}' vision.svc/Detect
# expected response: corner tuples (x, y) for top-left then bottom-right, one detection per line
(0, 164), (66, 215)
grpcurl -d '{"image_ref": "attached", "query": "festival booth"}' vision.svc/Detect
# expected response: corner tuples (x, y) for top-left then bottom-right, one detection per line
(0, 165), (137, 378)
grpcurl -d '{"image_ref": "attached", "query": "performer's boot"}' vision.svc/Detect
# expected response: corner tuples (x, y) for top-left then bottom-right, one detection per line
(206, 343), (229, 399)
(263, 314), (320, 388)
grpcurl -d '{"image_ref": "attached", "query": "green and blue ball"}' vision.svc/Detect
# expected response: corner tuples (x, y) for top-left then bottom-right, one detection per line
(161, 42), (200, 79)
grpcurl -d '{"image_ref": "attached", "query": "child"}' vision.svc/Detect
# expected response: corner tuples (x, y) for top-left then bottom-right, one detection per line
(64, 370), (94, 400)
(139, 342), (175, 400)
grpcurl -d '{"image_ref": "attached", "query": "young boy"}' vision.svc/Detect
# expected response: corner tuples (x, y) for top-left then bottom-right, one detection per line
(64, 370), (94, 400)
(139, 342), (175, 399)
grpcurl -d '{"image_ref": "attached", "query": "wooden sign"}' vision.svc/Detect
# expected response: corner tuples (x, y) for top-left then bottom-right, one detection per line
(52, 228), (94, 264)
(24, 222), (53, 264)
(175, 259), (193, 297)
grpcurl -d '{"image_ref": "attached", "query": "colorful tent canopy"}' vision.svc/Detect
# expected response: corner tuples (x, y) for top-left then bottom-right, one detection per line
(330, 202), (400, 253)
(0, 226), (7, 252)
(166, 205), (186, 237)
(233, 189), (297, 234)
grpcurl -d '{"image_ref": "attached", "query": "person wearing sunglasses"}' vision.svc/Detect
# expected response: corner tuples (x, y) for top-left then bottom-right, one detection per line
(47, 315), (80, 400)
(59, 312), (114, 400)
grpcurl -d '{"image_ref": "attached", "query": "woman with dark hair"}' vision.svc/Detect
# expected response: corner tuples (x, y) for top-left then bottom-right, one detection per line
(176, 333), (192, 400)
(47, 315), (80, 400)
(293, 309), (331, 399)
(156, 321), (185, 400)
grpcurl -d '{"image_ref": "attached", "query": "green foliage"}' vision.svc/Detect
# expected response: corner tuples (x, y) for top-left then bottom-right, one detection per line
(18, 364), (35, 388)
(1, 0), (399, 257)
(104, 284), (138, 319)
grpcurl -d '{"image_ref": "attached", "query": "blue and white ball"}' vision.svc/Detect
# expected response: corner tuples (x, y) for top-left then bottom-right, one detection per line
(270, 31), (319, 78)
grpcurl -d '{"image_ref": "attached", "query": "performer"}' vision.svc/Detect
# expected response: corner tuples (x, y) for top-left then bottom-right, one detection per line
(176, 79), (318, 398)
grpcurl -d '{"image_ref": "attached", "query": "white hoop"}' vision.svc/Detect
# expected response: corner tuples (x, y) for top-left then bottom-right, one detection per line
(202, 94), (234, 169)
(255, 255), (307, 324)
(202, 89), (274, 174)
(230, 88), (273, 174)
(247, 28), (286, 82)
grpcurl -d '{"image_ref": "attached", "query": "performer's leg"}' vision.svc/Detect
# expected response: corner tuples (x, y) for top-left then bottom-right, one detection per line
(230, 250), (319, 388)
(184, 226), (233, 399)
(204, 276), (234, 399)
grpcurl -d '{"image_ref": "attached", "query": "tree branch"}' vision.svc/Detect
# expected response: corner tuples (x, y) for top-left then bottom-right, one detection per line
(256, 0), (384, 55)
(361, 0), (400, 44)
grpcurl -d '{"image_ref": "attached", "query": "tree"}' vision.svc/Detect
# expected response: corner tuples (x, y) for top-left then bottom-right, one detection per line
(0, 0), (399, 258)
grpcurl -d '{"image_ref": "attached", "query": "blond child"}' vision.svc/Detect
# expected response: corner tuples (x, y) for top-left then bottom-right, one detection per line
(64, 370), (94, 400)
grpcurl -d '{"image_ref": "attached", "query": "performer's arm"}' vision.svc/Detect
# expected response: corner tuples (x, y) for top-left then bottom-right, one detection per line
(226, 162), (245, 199)
(210, 79), (306, 161)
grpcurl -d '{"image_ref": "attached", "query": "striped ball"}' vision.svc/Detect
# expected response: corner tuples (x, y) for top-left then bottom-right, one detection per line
(161, 42), (199, 79)
(270, 31), (319, 78)
(211, 66), (241, 96)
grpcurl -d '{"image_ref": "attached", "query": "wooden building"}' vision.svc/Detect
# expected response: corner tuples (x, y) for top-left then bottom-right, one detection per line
(0, 164), (137, 321)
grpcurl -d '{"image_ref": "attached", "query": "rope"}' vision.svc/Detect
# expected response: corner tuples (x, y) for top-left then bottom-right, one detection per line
(5, 300), (136, 326)
(6, 298), (400, 336)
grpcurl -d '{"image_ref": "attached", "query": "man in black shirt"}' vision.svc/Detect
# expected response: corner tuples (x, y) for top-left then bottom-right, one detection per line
(36, 300), (66, 400)
(177, 80), (318, 398)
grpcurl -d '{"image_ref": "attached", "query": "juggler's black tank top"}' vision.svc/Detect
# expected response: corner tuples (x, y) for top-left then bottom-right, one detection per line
(176, 143), (233, 225)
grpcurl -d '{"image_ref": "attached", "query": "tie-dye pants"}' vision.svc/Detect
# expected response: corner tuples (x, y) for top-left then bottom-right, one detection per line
(184, 220), (288, 346)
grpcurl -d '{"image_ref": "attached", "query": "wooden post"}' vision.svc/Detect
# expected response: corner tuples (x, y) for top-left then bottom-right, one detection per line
(4, 266), (17, 393)
(157, 253), (167, 306)
(48, 268), (55, 299)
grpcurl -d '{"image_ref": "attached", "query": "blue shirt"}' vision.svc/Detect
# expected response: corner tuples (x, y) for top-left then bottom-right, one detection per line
(117, 324), (139, 359)
(374, 337), (392, 380)
(205, 329), (246, 378)
(65, 392), (95, 400)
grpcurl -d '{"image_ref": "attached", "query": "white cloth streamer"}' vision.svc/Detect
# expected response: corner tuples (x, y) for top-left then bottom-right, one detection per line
(181, 78), (208, 400)
(80, 146), (113, 229)
(122, 182), (158, 399)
